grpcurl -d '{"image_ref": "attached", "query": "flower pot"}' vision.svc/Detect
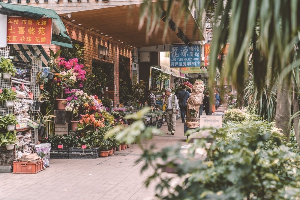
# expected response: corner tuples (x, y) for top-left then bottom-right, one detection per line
(121, 144), (126, 150)
(48, 72), (54, 80)
(35, 101), (42, 110)
(118, 145), (122, 151)
(3, 73), (11, 80)
(7, 124), (15, 131)
(70, 121), (79, 131)
(5, 100), (14, 108)
(6, 144), (15, 150)
(108, 149), (113, 156)
(100, 150), (109, 157)
(56, 99), (67, 110)
(40, 85), (44, 90)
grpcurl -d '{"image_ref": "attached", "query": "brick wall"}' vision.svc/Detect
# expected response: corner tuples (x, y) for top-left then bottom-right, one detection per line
(49, 19), (133, 105)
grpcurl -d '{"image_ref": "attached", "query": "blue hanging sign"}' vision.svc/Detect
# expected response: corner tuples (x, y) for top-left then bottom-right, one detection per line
(170, 45), (201, 68)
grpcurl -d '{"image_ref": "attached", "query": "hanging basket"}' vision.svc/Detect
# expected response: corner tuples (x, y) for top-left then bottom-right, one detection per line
(3, 73), (11, 80)
(5, 100), (14, 108)
(7, 124), (15, 131)
(6, 144), (15, 150)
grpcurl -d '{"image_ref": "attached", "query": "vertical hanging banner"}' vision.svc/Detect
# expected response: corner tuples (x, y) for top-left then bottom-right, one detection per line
(170, 44), (201, 68)
(7, 17), (52, 45)
(204, 44), (210, 66)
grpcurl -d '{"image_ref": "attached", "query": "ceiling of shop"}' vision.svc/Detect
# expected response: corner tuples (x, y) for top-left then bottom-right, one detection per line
(62, 3), (204, 47)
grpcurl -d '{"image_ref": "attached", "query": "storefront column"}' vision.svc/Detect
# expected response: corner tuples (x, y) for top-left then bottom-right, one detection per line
(113, 44), (120, 106)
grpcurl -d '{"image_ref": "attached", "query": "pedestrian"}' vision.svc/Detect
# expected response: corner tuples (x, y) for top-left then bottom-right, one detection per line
(203, 91), (211, 115)
(215, 90), (220, 109)
(165, 88), (179, 135)
(177, 85), (190, 122)
(147, 90), (156, 108)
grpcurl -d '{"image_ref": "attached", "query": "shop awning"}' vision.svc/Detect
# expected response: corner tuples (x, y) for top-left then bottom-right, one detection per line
(0, 3), (72, 48)
(10, 44), (49, 67)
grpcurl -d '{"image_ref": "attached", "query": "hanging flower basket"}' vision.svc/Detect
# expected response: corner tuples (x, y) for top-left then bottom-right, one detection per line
(6, 144), (15, 150)
(3, 73), (11, 80)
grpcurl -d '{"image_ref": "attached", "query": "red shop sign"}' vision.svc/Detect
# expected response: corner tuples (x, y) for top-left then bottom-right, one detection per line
(7, 17), (52, 45)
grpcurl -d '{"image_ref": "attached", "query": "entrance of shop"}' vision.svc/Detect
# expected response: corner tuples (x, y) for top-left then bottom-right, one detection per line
(91, 59), (114, 101)
(119, 55), (132, 105)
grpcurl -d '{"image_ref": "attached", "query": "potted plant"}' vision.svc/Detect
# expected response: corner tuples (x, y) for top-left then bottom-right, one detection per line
(0, 89), (17, 108)
(0, 57), (16, 79)
(99, 140), (110, 157)
(0, 132), (17, 150)
(48, 49), (61, 79)
(0, 115), (18, 132)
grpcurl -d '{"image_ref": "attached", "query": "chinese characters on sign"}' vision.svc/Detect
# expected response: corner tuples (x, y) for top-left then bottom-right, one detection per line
(204, 44), (210, 66)
(170, 45), (201, 68)
(7, 17), (52, 45)
(204, 44), (229, 66)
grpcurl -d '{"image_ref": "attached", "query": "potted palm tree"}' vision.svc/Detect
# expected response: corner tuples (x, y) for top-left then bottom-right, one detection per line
(0, 57), (16, 80)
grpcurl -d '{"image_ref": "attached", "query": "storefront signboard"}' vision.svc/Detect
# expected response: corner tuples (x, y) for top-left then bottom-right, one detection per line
(170, 44), (201, 68)
(7, 17), (52, 45)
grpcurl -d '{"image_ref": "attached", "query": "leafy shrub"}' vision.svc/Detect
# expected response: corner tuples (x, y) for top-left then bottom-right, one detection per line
(106, 107), (300, 200)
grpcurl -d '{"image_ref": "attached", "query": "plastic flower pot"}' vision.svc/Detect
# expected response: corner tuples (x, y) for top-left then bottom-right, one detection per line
(6, 144), (15, 150)
(48, 72), (54, 80)
(5, 100), (14, 108)
(70, 121), (79, 131)
(56, 99), (67, 110)
(7, 124), (15, 131)
(100, 150), (109, 157)
(3, 73), (11, 80)
(35, 101), (42, 110)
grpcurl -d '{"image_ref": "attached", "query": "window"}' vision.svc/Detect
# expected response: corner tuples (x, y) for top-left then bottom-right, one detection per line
(98, 45), (108, 59)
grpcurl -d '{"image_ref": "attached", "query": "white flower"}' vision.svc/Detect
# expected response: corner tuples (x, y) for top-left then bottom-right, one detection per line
(70, 75), (76, 81)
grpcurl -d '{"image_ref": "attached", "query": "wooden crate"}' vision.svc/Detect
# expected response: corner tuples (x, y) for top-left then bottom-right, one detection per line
(54, 123), (68, 135)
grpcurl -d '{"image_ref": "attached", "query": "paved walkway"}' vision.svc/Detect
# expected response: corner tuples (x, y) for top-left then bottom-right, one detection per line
(0, 120), (187, 200)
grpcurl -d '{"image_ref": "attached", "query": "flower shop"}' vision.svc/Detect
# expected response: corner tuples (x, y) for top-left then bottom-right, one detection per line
(0, 4), (135, 174)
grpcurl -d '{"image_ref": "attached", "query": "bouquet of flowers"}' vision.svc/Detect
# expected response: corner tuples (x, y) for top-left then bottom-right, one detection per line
(182, 81), (193, 90)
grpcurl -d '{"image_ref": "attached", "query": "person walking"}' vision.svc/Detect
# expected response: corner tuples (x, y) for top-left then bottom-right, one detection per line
(165, 88), (179, 135)
(177, 85), (190, 122)
(203, 91), (211, 115)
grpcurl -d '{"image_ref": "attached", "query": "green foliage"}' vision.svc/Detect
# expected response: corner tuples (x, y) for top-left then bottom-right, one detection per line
(101, 98), (111, 109)
(60, 44), (85, 64)
(106, 108), (300, 199)
(0, 57), (16, 76)
(0, 88), (17, 102)
(84, 73), (106, 97)
(0, 114), (17, 131)
(0, 132), (17, 146)
(132, 83), (146, 103)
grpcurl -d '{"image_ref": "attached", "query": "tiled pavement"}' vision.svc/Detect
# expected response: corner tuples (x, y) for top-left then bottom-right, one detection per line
(0, 119), (187, 200)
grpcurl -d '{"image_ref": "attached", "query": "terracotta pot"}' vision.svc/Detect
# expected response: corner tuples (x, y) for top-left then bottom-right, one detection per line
(70, 121), (79, 131)
(118, 145), (122, 151)
(108, 149), (113, 156)
(121, 144), (126, 150)
(127, 144), (129, 148)
(100, 150), (109, 157)
(56, 99), (67, 110)
(40, 85), (44, 90)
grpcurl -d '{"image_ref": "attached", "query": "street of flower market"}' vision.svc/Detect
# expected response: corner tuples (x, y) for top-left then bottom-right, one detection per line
(0, 1), (300, 200)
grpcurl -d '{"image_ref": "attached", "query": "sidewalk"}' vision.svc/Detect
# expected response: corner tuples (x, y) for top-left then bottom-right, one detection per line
(0, 120), (186, 200)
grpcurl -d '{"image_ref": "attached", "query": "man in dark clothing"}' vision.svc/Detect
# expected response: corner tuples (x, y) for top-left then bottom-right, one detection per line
(203, 91), (211, 115)
(177, 85), (190, 122)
